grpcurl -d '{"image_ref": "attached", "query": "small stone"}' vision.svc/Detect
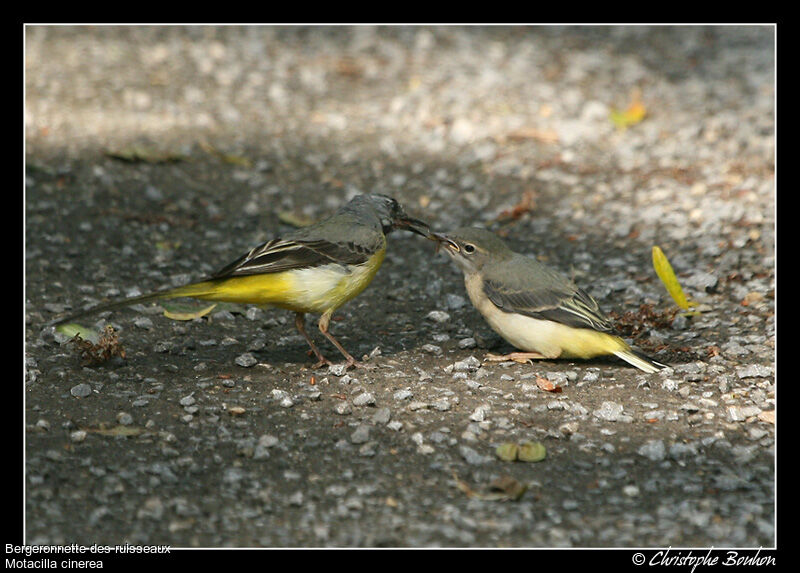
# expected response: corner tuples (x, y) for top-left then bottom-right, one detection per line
(393, 389), (413, 401)
(235, 353), (257, 368)
(70, 383), (92, 398)
(458, 337), (477, 349)
(736, 364), (773, 379)
(425, 310), (450, 323)
(133, 317), (154, 330)
(333, 401), (352, 415)
(350, 424), (370, 444)
(421, 344), (443, 355)
(70, 430), (87, 442)
(359, 441), (378, 457)
(622, 485), (640, 497)
(593, 401), (624, 421)
(459, 445), (492, 465)
(559, 422), (580, 437)
(372, 408), (391, 425)
(669, 442), (698, 459)
(116, 412), (134, 425)
(661, 379), (680, 392)
(444, 294), (466, 310)
(727, 405), (762, 422)
(637, 439), (667, 461)
(179, 395), (196, 407)
(582, 370), (601, 383)
(328, 363), (349, 377)
(684, 271), (718, 293)
(353, 392), (376, 407)
(453, 356), (481, 372)
(431, 398), (451, 411)
(469, 404), (491, 422)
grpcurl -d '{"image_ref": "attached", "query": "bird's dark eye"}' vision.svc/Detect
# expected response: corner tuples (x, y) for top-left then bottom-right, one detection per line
(463, 243), (476, 254)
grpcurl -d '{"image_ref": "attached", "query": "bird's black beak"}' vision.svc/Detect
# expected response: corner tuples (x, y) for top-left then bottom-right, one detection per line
(393, 215), (432, 238)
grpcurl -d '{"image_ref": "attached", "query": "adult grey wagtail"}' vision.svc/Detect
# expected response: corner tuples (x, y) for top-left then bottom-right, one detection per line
(53, 194), (430, 369)
(432, 227), (667, 373)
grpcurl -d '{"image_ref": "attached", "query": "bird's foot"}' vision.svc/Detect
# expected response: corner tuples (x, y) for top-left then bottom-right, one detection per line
(484, 351), (546, 364)
(311, 357), (334, 369)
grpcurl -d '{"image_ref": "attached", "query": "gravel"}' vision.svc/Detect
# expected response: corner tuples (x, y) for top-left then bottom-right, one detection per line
(25, 25), (774, 549)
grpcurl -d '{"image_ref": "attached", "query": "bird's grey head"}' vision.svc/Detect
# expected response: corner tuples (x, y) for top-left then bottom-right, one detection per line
(432, 227), (514, 273)
(344, 194), (430, 237)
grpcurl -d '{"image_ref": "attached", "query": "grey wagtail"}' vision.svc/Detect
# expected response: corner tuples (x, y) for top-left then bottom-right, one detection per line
(52, 194), (430, 369)
(432, 227), (667, 373)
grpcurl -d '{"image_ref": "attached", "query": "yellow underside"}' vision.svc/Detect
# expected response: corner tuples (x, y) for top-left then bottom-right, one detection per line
(166, 248), (386, 315)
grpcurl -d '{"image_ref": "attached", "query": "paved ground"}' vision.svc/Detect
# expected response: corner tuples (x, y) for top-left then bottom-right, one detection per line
(25, 26), (775, 548)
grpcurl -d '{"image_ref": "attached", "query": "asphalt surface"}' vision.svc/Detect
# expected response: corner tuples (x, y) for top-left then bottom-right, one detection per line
(24, 26), (775, 550)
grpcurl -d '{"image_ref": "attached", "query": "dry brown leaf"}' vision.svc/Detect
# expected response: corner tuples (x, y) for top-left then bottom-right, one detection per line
(536, 376), (562, 393)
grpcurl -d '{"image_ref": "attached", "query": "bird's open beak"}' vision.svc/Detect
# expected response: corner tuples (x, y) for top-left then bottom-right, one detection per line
(431, 232), (460, 253)
(393, 215), (432, 238)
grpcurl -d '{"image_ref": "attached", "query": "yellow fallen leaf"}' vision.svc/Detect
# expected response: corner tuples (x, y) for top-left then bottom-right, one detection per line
(517, 441), (546, 462)
(610, 89), (647, 129)
(652, 246), (697, 311)
(85, 425), (144, 437)
(495, 442), (520, 462)
(163, 303), (218, 321)
(106, 145), (187, 164)
(56, 323), (100, 344)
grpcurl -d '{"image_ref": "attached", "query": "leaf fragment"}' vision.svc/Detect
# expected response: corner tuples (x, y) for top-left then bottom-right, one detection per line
(536, 376), (562, 393)
(652, 246), (695, 311)
(106, 145), (187, 164)
(517, 441), (547, 462)
(495, 440), (547, 463)
(495, 442), (520, 462)
(65, 325), (126, 365)
(610, 89), (647, 129)
(452, 472), (528, 501)
(86, 425), (145, 437)
(56, 323), (100, 345)
(488, 476), (528, 500)
(162, 302), (218, 321)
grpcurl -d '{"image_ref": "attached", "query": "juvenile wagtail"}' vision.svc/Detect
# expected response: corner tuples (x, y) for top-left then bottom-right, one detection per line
(432, 227), (667, 373)
(53, 194), (430, 369)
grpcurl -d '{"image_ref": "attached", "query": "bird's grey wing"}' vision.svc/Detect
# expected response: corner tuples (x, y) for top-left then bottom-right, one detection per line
(483, 278), (613, 332)
(207, 237), (375, 279)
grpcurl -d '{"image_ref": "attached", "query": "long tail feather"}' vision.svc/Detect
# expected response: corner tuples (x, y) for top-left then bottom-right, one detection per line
(613, 347), (668, 374)
(49, 283), (208, 326)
